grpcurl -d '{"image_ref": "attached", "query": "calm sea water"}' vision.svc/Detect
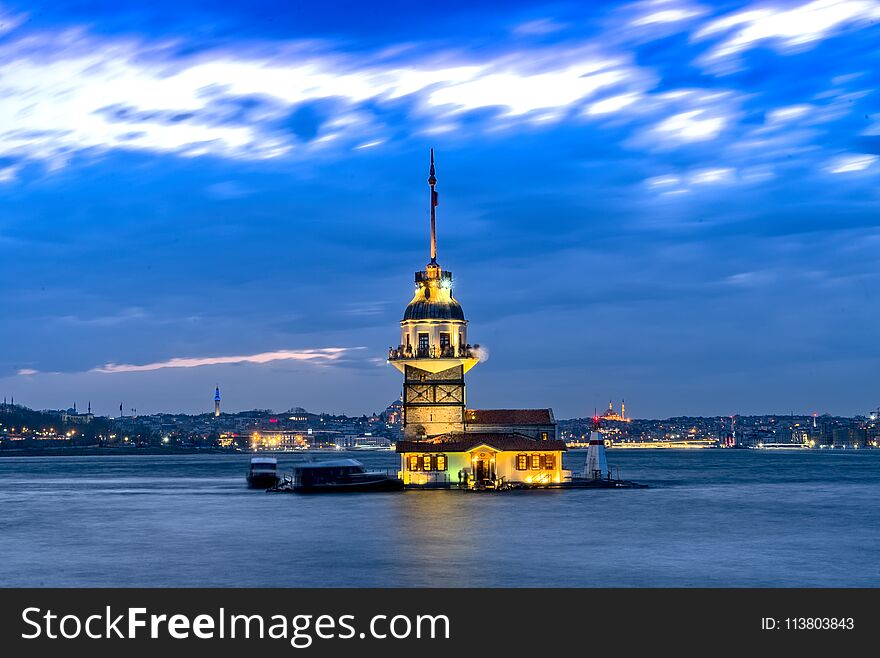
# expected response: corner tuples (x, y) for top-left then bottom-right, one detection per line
(0, 450), (878, 587)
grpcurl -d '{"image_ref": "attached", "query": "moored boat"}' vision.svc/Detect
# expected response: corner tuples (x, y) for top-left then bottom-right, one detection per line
(247, 456), (280, 489)
(271, 458), (403, 493)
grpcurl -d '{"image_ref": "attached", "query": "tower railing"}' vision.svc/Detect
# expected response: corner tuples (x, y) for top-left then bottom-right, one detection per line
(388, 344), (479, 361)
(415, 270), (453, 283)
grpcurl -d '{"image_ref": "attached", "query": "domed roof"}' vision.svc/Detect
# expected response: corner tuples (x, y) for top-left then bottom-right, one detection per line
(403, 298), (465, 321)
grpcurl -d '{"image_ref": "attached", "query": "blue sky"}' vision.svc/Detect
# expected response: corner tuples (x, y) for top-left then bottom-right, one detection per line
(2, 0), (879, 418)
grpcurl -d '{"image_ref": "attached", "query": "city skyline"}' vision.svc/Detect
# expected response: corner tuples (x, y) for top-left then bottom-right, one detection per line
(3, 0), (880, 417)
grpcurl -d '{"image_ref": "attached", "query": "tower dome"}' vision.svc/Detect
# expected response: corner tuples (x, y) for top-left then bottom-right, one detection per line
(402, 271), (465, 321)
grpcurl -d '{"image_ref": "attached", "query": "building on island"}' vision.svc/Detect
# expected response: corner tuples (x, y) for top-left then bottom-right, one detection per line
(388, 151), (568, 489)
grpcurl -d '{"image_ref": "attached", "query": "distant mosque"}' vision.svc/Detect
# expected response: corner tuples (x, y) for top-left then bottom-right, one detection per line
(389, 151), (568, 489)
(602, 399), (630, 423)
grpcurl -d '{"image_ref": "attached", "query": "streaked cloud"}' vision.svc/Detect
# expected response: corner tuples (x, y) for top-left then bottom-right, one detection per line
(426, 59), (636, 116)
(0, 164), (20, 183)
(724, 270), (774, 287)
(645, 165), (774, 194)
(0, 5), (23, 35)
(826, 154), (878, 173)
(766, 105), (812, 123)
(0, 19), (648, 166)
(512, 18), (568, 36)
(18, 348), (365, 376)
(690, 167), (735, 184)
(652, 108), (726, 142)
(646, 174), (682, 187)
(586, 92), (642, 115)
(90, 348), (363, 373)
(695, 0), (880, 69)
(629, 0), (708, 27)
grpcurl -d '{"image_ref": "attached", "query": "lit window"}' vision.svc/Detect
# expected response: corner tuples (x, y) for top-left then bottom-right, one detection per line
(541, 432), (548, 441)
(409, 455), (420, 471)
(422, 454), (432, 471)
(516, 454), (528, 470)
(436, 454), (447, 471)
(531, 454), (541, 470)
(543, 454), (555, 469)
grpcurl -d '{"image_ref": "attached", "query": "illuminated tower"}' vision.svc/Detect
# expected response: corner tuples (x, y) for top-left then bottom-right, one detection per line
(214, 385), (221, 417)
(621, 399), (626, 421)
(388, 150), (479, 439)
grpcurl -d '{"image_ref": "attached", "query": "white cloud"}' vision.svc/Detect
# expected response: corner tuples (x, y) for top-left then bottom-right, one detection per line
(690, 167), (734, 184)
(0, 164), (20, 183)
(0, 24), (648, 166)
(827, 154), (878, 173)
(766, 104), (812, 123)
(630, 0), (708, 27)
(740, 165), (776, 183)
(646, 164), (777, 193)
(427, 63), (631, 116)
(19, 347), (365, 376)
(696, 0), (880, 67)
(354, 139), (384, 150)
(418, 123), (459, 136)
(724, 270), (773, 286)
(586, 92), (642, 115)
(646, 174), (681, 187)
(512, 18), (568, 36)
(90, 348), (362, 373)
(653, 108), (726, 141)
(0, 5), (24, 36)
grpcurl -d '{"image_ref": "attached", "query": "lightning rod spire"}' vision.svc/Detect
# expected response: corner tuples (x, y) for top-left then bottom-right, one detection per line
(428, 148), (438, 264)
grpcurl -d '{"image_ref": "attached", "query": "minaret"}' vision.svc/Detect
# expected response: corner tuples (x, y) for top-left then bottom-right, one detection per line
(388, 150), (480, 439)
(621, 399), (626, 421)
(214, 385), (221, 417)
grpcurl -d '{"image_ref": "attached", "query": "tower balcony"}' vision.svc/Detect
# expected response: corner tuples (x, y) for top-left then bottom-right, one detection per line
(415, 270), (453, 283)
(388, 343), (481, 374)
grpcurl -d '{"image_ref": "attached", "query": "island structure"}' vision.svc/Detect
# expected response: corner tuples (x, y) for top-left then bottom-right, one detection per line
(388, 150), (569, 489)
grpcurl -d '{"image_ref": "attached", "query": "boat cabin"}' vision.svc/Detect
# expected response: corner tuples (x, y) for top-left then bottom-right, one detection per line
(247, 456), (279, 489)
(249, 456), (278, 471)
(292, 459), (366, 487)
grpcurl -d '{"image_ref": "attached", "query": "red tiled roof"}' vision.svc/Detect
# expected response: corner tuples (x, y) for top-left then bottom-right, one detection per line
(396, 432), (566, 453)
(466, 409), (554, 425)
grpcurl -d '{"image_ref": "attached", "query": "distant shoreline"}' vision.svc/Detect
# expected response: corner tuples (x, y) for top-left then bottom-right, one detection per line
(2, 446), (875, 458)
(0, 447), (240, 457)
(0, 447), (381, 457)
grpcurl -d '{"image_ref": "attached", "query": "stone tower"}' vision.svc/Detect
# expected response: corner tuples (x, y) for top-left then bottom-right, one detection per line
(388, 150), (479, 439)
